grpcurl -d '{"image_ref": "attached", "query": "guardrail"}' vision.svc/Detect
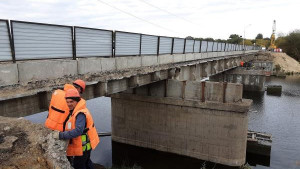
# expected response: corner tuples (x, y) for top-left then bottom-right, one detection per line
(0, 19), (262, 63)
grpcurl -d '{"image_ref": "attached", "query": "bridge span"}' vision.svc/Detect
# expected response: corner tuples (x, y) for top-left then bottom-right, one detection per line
(0, 19), (262, 167)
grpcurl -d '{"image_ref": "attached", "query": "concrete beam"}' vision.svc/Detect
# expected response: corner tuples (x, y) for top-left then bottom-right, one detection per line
(129, 74), (152, 87)
(195, 64), (204, 81)
(107, 79), (128, 95)
(203, 61), (212, 77)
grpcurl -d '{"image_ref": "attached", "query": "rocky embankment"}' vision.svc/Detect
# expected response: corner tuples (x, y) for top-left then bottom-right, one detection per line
(0, 116), (71, 169)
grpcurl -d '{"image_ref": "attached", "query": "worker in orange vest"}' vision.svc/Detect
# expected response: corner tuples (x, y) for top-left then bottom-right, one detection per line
(53, 89), (99, 169)
(240, 61), (244, 67)
(45, 79), (86, 131)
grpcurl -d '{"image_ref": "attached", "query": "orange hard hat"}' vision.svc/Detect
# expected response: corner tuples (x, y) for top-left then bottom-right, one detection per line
(73, 79), (86, 93)
(65, 89), (80, 98)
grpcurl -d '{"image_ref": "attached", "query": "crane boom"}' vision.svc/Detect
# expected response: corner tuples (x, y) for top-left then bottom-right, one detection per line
(269, 20), (276, 50)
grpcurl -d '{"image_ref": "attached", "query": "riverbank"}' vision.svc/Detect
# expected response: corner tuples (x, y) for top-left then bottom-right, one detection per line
(0, 116), (71, 169)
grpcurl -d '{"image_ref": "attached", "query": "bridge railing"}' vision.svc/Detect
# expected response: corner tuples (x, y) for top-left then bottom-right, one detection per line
(0, 19), (262, 63)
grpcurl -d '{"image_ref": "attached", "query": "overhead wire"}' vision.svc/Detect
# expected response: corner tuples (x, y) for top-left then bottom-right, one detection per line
(95, 0), (179, 34)
(136, 0), (197, 26)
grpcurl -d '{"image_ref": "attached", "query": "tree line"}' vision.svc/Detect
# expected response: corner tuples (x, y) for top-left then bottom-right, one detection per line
(276, 30), (300, 61)
(186, 30), (300, 61)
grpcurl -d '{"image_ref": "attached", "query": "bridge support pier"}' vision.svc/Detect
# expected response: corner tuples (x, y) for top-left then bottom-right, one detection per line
(210, 67), (267, 92)
(111, 80), (252, 166)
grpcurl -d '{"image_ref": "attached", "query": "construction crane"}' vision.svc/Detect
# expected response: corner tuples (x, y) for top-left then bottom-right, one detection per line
(269, 20), (276, 50)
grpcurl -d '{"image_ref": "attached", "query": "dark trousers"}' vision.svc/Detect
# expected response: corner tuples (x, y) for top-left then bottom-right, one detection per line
(68, 150), (94, 169)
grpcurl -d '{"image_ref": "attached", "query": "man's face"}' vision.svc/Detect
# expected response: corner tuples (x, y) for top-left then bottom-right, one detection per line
(66, 99), (78, 110)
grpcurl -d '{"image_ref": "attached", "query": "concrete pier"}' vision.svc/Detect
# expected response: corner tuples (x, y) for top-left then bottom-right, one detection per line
(111, 80), (252, 166)
(210, 67), (269, 92)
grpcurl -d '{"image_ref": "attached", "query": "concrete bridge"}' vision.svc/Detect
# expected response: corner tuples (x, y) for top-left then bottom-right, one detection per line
(0, 19), (263, 166)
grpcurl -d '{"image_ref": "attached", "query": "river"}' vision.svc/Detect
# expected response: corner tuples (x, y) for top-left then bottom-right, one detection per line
(25, 75), (300, 169)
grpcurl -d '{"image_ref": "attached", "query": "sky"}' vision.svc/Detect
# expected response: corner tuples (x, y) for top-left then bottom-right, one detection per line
(0, 0), (299, 40)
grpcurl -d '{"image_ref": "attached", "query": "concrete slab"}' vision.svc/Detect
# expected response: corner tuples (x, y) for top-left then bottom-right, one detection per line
(141, 55), (158, 67)
(202, 53), (208, 59)
(218, 52), (225, 57)
(158, 54), (173, 64)
(185, 53), (194, 61)
(173, 54), (185, 63)
(207, 52), (213, 58)
(0, 63), (18, 86)
(127, 57), (142, 69)
(77, 57), (101, 75)
(18, 60), (77, 83)
(212, 52), (218, 58)
(100, 58), (116, 72)
(115, 57), (128, 70)
(194, 53), (202, 60)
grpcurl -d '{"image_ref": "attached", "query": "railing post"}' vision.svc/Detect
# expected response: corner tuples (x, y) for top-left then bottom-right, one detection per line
(183, 39), (186, 54)
(157, 36), (160, 56)
(72, 27), (76, 60)
(139, 34), (142, 56)
(171, 38), (174, 55)
(9, 20), (16, 63)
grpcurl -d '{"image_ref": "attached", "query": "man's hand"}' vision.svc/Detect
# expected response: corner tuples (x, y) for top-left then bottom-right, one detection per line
(53, 130), (60, 140)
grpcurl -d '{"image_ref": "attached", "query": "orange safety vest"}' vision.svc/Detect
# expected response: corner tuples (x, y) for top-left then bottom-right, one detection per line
(45, 84), (76, 131)
(65, 99), (100, 156)
(240, 61), (244, 67)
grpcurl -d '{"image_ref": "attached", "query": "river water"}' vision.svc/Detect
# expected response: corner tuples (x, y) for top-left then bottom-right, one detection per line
(25, 75), (300, 169)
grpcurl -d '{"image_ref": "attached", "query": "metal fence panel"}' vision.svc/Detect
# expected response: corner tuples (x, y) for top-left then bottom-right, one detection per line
(159, 37), (172, 54)
(221, 43), (225, 51)
(11, 21), (73, 60)
(194, 40), (200, 53)
(185, 39), (194, 53)
(212, 42), (218, 52)
(75, 27), (112, 57)
(115, 31), (140, 56)
(207, 41), (213, 52)
(201, 41), (207, 52)
(173, 38), (184, 54)
(217, 42), (222, 52)
(0, 20), (12, 61)
(141, 34), (158, 55)
(227, 44), (231, 51)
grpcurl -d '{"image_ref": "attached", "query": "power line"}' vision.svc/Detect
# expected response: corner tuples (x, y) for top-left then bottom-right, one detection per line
(95, 0), (179, 34)
(137, 0), (197, 26)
